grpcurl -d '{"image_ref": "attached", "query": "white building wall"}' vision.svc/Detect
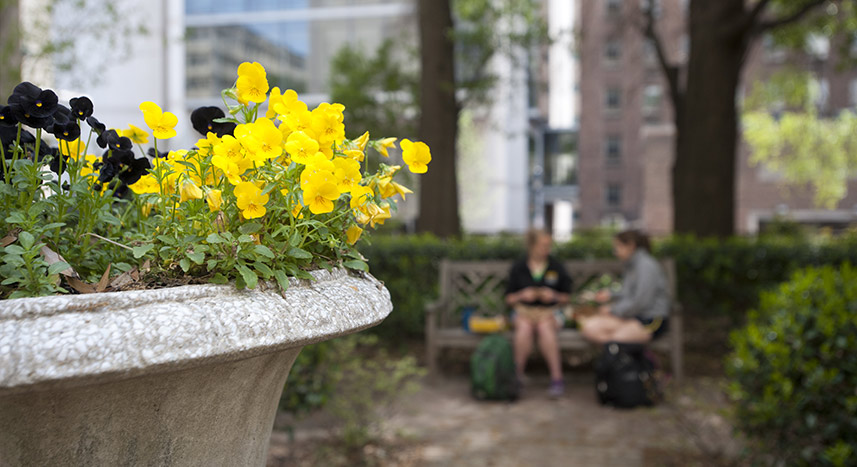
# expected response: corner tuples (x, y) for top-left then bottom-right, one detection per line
(460, 38), (530, 234)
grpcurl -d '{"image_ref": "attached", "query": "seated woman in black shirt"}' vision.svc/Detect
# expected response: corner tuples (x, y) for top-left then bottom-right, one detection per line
(505, 229), (572, 398)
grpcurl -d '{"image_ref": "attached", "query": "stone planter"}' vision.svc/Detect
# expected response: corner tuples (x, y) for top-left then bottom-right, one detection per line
(0, 268), (391, 466)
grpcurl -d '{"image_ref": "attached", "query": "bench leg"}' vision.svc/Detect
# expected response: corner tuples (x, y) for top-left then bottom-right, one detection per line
(671, 314), (684, 383)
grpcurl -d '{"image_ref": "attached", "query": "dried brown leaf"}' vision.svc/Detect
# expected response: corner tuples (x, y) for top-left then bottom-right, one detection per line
(96, 264), (112, 293)
(67, 277), (96, 294)
(110, 269), (139, 289)
(39, 245), (79, 278)
(0, 228), (21, 248)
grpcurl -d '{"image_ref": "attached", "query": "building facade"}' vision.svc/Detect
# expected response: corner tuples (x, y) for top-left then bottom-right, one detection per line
(578, 0), (857, 234)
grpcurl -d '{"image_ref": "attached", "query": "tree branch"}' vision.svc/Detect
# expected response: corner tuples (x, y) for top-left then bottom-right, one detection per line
(640, 3), (683, 114)
(755, 0), (829, 33)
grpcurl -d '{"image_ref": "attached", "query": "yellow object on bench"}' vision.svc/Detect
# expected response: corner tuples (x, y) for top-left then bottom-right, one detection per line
(468, 315), (508, 334)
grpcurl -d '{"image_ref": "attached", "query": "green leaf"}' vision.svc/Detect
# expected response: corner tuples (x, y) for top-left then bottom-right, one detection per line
(187, 251), (205, 265)
(5, 212), (27, 224)
(237, 264), (258, 289)
(206, 233), (226, 244)
(254, 244), (275, 259)
(238, 234), (255, 244)
(289, 230), (302, 247)
(239, 222), (263, 234)
(274, 269), (290, 293)
(210, 273), (228, 284)
(47, 261), (70, 275)
(179, 258), (191, 273)
(132, 244), (154, 259)
(207, 259), (219, 270)
(254, 261), (274, 278)
(343, 259), (369, 272)
(4, 245), (26, 256)
(42, 222), (66, 230)
(287, 246), (312, 260)
(17, 231), (34, 250)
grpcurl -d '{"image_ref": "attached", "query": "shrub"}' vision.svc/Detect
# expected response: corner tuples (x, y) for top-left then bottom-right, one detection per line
(726, 264), (857, 465)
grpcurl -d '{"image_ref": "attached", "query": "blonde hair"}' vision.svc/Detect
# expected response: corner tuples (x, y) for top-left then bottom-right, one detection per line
(525, 228), (551, 249)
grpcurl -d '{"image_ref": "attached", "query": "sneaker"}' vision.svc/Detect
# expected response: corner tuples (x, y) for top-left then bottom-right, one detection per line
(548, 380), (564, 399)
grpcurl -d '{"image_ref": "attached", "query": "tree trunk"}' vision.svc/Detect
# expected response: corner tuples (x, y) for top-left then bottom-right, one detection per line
(673, 0), (746, 237)
(0, 0), (22, 98)
(415, 0), (461, 237)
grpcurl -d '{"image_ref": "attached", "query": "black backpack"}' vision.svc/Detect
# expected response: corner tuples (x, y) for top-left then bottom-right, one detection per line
(594, 342), (660, 408)
(470, 335), (519, 401)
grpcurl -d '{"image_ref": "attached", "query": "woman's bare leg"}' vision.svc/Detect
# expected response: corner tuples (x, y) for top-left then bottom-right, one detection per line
(536, 316), (562, 381)
(513, 315), (535, 379)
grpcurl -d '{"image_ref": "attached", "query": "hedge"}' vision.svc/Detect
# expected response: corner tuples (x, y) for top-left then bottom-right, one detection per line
(727, 263), (857, 465)
(358, 233), (857, 339)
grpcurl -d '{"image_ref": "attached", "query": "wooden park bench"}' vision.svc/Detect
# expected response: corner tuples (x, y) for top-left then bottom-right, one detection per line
(425, 258), (684, 381)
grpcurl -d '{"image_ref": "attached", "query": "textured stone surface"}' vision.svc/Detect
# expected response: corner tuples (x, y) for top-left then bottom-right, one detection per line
(0, 269), (391, 466)
(0, 268), (391, 394)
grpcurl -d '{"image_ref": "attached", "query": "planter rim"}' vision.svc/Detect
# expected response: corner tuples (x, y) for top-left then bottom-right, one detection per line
(0, 268), (391, 395)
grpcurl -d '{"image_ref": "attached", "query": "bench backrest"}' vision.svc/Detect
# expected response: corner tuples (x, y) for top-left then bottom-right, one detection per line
(435, 258), (678, 327)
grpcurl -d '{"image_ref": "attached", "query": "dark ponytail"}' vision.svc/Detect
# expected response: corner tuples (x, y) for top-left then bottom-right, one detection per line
(615, 230), (650, 252)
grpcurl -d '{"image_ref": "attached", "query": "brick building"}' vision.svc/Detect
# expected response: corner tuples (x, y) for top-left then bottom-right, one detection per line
(578, 0), (857, 234)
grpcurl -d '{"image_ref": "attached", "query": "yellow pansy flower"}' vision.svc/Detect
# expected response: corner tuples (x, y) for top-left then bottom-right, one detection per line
(139, 101), (178, 139)
(60, 138), (86, 158)
(377, 137), (397, 157)
(400, 139), (431, 174)
(350, 185), (374, 210)
(346, 225), (363, 245)
(78, 154), (99, 178)
(354, 131), (370, 151)
(237, 118), (283, 163)
(302, 171), (340, 215)
(332, 157), (362, 193)
(343, 149), (365, 162)
(180, 179), (203, 203)
(206, 189), (223, 212)
(212, 154), (243, 185)
(122, 124), (149, 144)
(236, 62), (269, 105)
(285, 131), (319, 165)
(234, 181), (269, 219)
(284, 108), (315, 137)
(196, 132), (221, 156)
(310, 103), (345, 146)
(128, 174), (160, 194)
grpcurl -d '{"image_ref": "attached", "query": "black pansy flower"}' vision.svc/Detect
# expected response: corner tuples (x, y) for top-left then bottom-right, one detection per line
(50, 120), (81, 142)
(86, 116), (106, 135)
(147, 147), (168, 159)
(190, 106), (236, 137)
(7, 82), (59, 119)
(0, 106), (17, 127)
(10, 106), (51, 129)
(118, 156), (151, 186)
(98, 129), (132, 151)
(69, 96), (93, 120)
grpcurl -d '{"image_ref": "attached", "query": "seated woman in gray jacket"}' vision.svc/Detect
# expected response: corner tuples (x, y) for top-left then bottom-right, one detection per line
(580, 230), (670, 344)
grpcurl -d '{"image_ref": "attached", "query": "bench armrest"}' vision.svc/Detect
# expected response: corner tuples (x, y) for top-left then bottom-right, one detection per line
(425, 299), (448, 315)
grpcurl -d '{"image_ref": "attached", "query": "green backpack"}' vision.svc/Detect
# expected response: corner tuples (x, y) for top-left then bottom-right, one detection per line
(470, 334), (519, 401)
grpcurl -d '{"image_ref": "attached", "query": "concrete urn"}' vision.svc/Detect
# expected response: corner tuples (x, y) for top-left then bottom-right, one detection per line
(0, 268), (392, 466)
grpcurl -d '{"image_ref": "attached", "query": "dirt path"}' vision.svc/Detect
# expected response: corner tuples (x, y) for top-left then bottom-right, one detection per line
(268, 374), (736, 466)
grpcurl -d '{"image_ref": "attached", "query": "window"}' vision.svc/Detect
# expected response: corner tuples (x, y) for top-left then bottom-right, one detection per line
(604, 39), (621, 65)
(605, 135), (622, 166)
(605, 88), (621, 112)
(606, 183), (622, 208)
(607, 0), (622, 16)
(642, 84), (662, 115)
